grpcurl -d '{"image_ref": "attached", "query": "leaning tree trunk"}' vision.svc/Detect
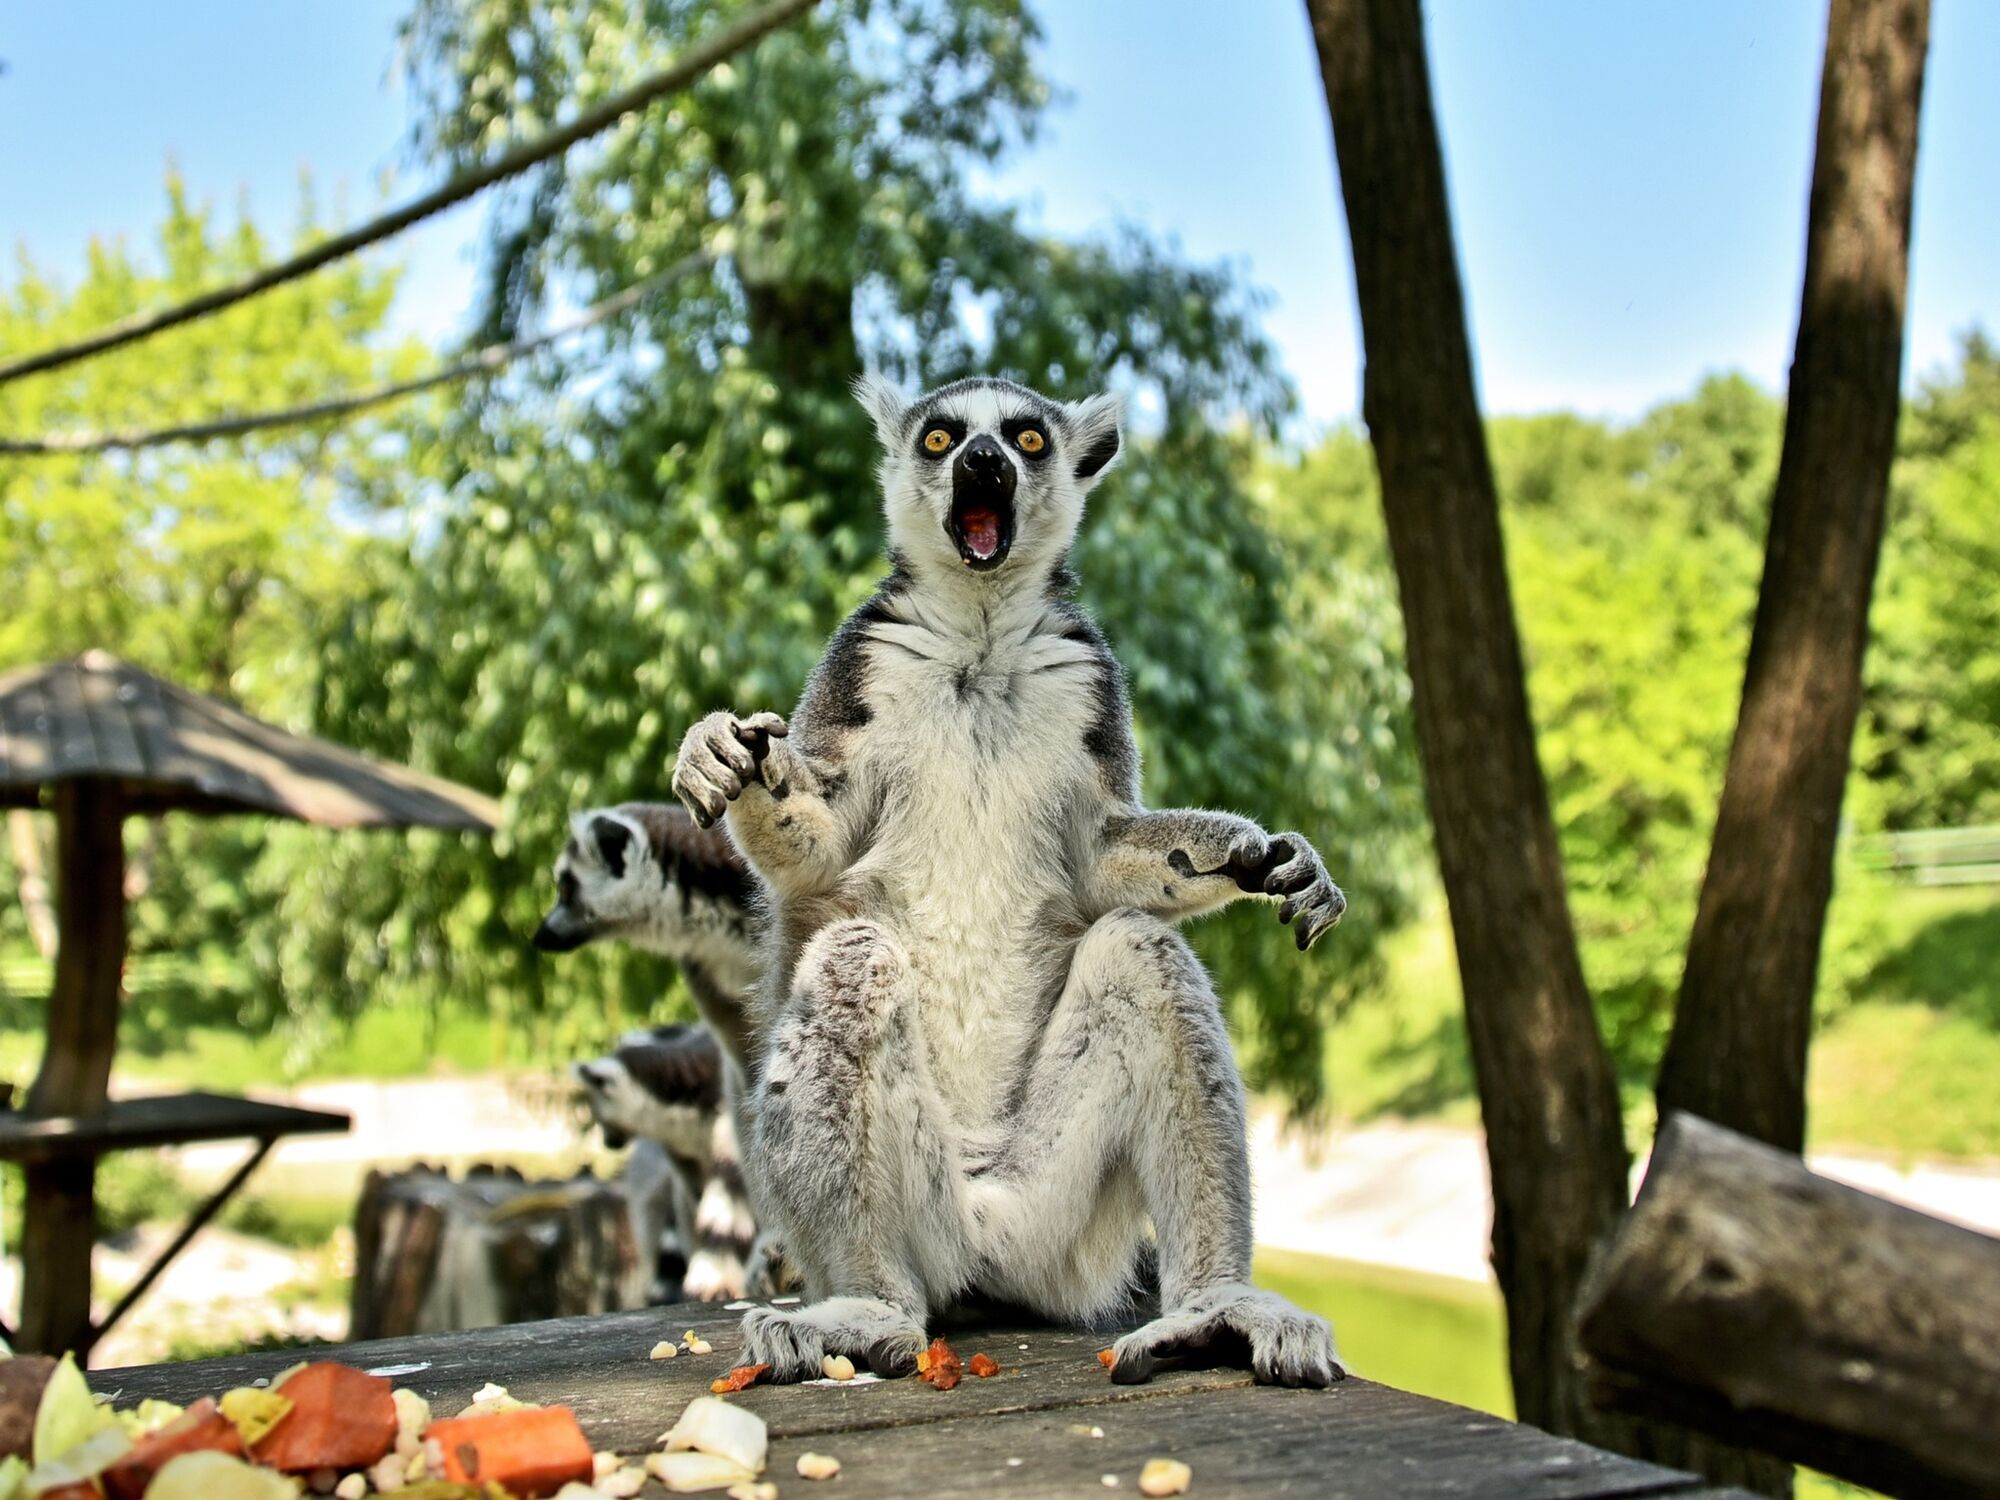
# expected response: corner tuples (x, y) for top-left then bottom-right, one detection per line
(1300, 0), (1631, 1448)
(1659, 0), (1930, 1153)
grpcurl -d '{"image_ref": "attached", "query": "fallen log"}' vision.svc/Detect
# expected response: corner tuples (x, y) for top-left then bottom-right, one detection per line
(1577, 1112), (2000, 1499)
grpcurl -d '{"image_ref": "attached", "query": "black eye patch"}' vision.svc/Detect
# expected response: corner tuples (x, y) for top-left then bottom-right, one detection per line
(1003, 418), (1050, 459)
(558, 870), (580, 904)
(914, 416), (967, 459)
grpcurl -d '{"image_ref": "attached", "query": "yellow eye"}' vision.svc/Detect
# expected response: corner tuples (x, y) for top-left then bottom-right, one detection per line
(923, 428), (953, 454)
(1016, 428), (1046, 454)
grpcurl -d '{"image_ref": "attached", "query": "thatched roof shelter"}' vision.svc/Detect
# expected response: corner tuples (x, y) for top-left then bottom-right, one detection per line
(0, 651), (501, 1357)
(0, 649), (499, 826)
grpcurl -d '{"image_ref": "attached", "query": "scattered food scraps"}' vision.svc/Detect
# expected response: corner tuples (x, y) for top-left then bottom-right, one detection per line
(421, 1404), (594, 1496)
(597, 1464), (646, 1497)
(726, 1484), (778, 1500)
(649, 1343), (679, 1361)
(795, 1452), (842, 1481)
(660, 1396), (768, 1477)
(916, 1338), (963, 1392)
(1101, 1475), (1120, 1488)
(646, 1451), (757, 1494)
(1097, 1349), (1116, 1370)
(1139, 1458), (1193, 1497)
(819, 1355), (855, 1382)
(968, 1354), (999, 1379)
(709, 1366), (771, 1397)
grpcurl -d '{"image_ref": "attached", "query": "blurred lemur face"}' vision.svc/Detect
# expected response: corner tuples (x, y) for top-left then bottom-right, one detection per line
(855, 374), (1122, 579)
(532, 810), (653, 953)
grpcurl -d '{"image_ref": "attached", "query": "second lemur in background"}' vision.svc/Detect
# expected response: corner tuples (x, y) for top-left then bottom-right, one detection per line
(535, 801), (781, 1298)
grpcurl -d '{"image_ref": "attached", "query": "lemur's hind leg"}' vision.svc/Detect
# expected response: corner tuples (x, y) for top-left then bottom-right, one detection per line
(973, 909), (1343, 1389)
(741, 919), (952, 1380)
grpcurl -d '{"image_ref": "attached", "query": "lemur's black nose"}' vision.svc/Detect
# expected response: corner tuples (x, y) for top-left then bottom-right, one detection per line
(961, 436), (1006, 475)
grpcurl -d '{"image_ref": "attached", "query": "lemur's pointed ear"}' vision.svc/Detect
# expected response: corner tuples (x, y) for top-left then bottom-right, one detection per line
(591, 815), (634, 878)
(853, 371), (908, 447)
(1066, 392), (1123, 488)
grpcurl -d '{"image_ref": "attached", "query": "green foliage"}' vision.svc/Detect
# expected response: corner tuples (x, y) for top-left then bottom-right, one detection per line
(1282, 349), (2000, 1082)
(1855, 334), (2000, 831)
(0, 175), (428, 1005)
(268, 0), (1422, 1108)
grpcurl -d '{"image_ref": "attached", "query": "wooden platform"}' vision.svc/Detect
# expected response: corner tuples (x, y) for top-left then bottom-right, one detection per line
(90, 1301), (1757, 1498)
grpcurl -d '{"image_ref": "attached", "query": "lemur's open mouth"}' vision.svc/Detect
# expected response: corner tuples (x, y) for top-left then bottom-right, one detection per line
(949, 493), (1014, 570)
(950, 433), (1018, 571)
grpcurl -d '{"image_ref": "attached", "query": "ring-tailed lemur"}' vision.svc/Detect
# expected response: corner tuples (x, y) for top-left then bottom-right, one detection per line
(572, 1023), (757, 1300)
(534, 803), (776, 1298)
(671, 375), (1347, 1387)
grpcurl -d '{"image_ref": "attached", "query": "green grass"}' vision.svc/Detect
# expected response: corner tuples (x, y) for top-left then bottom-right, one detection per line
(0, 986), (506, 1099)
(1255, 1246), (1509, 1416)
(1320, 884), (2000, 1161)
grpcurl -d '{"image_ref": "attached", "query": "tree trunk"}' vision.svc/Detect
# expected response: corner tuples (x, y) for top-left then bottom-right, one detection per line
(1579, 1113), (2000, 1500)
(1300, 0), (1631, 1445)
(1660, 0), (1930, 1151)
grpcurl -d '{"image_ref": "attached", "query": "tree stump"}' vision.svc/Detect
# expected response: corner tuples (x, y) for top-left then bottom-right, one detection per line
(349, 1164), (654, 1340)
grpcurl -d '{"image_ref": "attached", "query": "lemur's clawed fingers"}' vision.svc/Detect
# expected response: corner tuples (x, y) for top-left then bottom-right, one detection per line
(1261, 831), (1345, 951)
(736, 711), (789, 740)
(673, 711), (753, 827)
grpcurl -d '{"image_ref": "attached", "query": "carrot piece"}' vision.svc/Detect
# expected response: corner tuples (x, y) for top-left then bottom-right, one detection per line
(968, 1353), (999, 1379)
(104, 1399), (245, 1500)
(420, 1405), (593, 1498)
(249, 1362), (397, 1473)
(916, 1337), (962, 1391)
(1098, 1348), (1116, 1369)
(709, 1365), (770, 1395)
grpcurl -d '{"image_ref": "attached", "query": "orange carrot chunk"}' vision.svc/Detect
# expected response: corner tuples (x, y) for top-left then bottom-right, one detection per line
(104, 1399), (245, 1500)
(968, 1353), (999, 1379)
(420, 1405), (593, 1498)
(917, 1337), (963, 1391)
(1098, 1348), (1116, 1369)
(250, 1363), (398, 1473)
(709, 1364), (770, 1395)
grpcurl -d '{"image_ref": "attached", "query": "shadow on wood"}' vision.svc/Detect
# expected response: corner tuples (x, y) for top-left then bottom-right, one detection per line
(1577, 1112), (2000, 1500)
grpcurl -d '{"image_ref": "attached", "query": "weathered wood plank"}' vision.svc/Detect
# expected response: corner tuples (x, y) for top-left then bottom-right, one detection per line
(1579, 1112), (2000, 1500)
(93, 1306), (1736, 1498)
(0, 1091), (350, 1165)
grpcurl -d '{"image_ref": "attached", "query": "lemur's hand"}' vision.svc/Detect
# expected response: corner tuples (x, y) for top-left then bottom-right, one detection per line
(673, 710), (788, 828)
(1222, 828), (1346, 951)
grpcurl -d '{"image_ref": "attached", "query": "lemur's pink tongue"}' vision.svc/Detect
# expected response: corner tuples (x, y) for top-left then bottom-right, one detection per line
(961, 507), (1002, 559)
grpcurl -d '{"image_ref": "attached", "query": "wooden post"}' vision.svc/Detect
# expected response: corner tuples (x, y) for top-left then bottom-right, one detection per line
(19, 777), (126, 1356)
(1578, 1113), (2000, 1499)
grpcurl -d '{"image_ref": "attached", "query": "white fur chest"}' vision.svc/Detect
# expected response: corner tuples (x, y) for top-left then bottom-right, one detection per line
(839, 607), (1102, 1101)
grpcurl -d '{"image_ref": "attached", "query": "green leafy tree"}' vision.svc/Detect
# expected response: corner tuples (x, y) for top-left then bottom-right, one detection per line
(275, 0), (1421, 1104)
(0, 176), (425, 1016)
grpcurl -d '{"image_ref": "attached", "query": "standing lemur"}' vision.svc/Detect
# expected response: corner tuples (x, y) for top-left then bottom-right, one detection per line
(671, 375), (1347, 1387)
(533, 803), (781, 1298)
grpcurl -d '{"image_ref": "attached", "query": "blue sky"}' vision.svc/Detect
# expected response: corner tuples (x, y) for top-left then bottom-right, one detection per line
(2, 2), (1993, 427)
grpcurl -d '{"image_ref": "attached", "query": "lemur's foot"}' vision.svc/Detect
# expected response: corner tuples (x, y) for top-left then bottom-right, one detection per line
(672, 711), (787, 828)
(1109, 1282), (1343, 1389)
(744, 1232), (803, 1299)
(739, 1296), (927, 1382)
